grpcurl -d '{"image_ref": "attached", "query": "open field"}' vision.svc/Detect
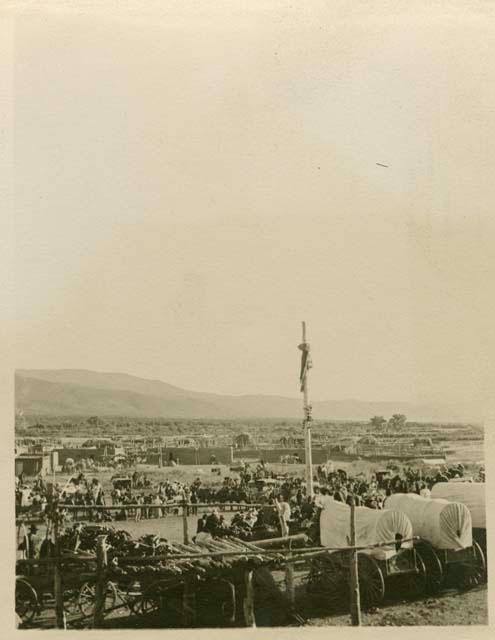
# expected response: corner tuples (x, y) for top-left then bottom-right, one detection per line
(17, 512), (215, 548)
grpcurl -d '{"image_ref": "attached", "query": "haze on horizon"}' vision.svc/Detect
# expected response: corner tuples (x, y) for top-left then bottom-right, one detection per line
(13, 2), (494, 414)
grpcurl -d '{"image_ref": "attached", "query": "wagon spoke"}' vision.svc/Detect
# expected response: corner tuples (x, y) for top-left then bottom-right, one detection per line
(416, 542), (444, 595)
(16, 579), (39, 625)
(357, 554), (385, 609)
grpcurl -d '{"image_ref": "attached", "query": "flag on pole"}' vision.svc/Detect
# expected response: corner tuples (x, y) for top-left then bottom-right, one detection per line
(298, 341), (312, 391)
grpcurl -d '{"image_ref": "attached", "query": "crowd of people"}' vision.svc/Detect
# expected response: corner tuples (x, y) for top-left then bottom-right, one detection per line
(16, 458), (484, 555)
(192, 461), (485, 542)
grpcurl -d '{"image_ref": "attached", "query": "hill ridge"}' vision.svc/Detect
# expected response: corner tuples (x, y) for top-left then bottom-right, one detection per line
(15, 369), (482, 423)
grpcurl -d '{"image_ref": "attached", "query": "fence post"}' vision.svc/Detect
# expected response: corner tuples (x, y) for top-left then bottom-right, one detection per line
(182, 498), (189, 544)
(20, 524), (29, 562)
(285, 553), (295, 608)
(93, 535), (108, 628)
(243, 569), (256, 627)
(349, 496), (361, 626)
(53, 503), (66, 629)
(182, 580), (196, 626)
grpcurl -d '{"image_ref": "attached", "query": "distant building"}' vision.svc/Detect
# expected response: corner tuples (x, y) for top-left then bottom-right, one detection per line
(15, 452), (55, 476)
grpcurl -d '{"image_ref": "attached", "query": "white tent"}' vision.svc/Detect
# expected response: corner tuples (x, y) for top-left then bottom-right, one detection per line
(319, 497), (413, 552)
(430, 482), (485, 529)
(385, 493), (472, 550)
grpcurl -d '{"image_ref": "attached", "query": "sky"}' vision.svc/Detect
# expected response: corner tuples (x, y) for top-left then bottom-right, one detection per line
(12, 2), (495, 411)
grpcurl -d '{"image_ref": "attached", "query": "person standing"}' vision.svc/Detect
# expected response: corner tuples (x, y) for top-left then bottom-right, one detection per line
(18, 525), (41, 559)
(197, 513), (208, 533)
(190, 488), (198, 515)
(135, 494), (143, 522)
(275, 494), (291, 537)
(296, 487), (303, 506)
(153, 493), (163, 518)
(112, 486), (121, 506)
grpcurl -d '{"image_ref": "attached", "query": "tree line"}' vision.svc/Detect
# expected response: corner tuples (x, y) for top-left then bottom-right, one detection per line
(369, 414), (407, 431)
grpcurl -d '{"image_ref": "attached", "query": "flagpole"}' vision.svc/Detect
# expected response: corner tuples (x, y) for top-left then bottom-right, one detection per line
(300, 321), (314, 498)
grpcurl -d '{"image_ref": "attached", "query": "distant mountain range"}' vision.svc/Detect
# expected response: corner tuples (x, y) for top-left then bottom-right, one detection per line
(15, 369), (481, 423)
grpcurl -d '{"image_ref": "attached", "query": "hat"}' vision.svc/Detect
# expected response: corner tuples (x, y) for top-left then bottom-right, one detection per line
(29, 525), (38, 533)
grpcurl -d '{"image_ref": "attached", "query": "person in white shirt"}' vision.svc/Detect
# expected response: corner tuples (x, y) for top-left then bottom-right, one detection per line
(315, 489), (334, 510)
(153, 494), (163, 518)
(419, 483), (431, 498)
(275, 494), (291, 537)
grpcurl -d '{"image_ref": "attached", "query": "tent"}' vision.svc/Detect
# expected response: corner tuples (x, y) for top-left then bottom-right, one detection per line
(385, 493), (472, 549)
(430, 482), (485, 529)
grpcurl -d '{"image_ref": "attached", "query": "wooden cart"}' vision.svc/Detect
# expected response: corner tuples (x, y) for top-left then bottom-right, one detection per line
(414, 539), (486, 592)
(15, 557), (98, 625)
(306, 543), (426, 609)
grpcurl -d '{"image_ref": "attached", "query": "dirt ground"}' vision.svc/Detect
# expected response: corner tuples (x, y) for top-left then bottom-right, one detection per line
(21, 583), (488, 629)
(17, 514), (228, 549)
(308, 584), (488, 626)
(95, 583), (490, 628)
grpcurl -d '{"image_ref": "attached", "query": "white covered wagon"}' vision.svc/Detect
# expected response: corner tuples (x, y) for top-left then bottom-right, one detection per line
(385, 493), (485, 591)
(430, 482), (486, 555)
(307, 497), (426, 608)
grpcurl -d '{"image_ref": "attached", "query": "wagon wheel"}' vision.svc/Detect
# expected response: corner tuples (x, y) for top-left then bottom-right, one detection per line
(473, 541), (487, 584)
(253, 566), (292, 626)
(306, 552), (348, 608)
(406, 551), (427, 599)
(123, 580), (142, 615)
(16, 578), (39, 625)
(460, 542), (487, 589)
(357, 553), (385, 609)
(63, 587), (83, 616)
(77, 580), (117, 618)
(195, 578), (236, 626)
(416, 542), (443, 594)
(139, 580), (184, 621)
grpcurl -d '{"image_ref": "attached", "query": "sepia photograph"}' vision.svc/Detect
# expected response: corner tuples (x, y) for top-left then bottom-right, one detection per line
(7, 0), (494, 632)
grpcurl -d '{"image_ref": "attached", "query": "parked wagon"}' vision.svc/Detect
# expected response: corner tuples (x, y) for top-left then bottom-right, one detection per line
(385, 493), (486, 592)
(306, 497), (426, 609)
(430, 482), (486, 557)
(112, 569), (237, 626)
(15, 554), (102, 625)
(100, 536), (286, 627)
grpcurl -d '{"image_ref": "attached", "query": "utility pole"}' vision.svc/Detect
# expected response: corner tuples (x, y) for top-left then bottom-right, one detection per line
(349, 494), (362, 625)
(53, 503), (66, 629)
(299, 321), (314, 498)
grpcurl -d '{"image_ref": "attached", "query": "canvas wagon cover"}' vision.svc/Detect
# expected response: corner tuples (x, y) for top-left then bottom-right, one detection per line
(430, 482), (485, 528)
(319, 497), (413, 550)
(385, 493), (472, 549)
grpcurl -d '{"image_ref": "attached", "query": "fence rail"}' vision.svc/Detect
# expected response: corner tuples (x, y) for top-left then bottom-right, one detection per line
(16, 501), (274, 526)
(54, 501), (270, 510)
(16, 537), (419, 566)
